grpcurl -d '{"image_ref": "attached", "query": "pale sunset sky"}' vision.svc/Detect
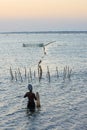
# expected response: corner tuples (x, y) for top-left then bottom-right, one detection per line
(0, 0), (87, 32)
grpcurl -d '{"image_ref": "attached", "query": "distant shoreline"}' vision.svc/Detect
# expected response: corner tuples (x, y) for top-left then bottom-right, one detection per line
(0, 31), (87, 34)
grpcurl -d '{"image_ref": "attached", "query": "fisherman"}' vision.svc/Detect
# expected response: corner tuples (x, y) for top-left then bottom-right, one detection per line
(38, 64), (42, 81)
(38, 60), (42, 65)
(38, 60), (42, 81)
(43, 46), (46, 55)
(24, 84), (37, 111)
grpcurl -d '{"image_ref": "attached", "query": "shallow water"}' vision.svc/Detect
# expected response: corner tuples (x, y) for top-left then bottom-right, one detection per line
(0, 32), (87, 130)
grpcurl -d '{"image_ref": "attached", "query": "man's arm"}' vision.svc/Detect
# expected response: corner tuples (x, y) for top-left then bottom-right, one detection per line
(24, 92), (27, 98)
(34, 94), (37, 100)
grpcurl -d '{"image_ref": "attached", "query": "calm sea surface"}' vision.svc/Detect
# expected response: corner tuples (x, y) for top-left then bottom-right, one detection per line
(0, 32), (87, 130)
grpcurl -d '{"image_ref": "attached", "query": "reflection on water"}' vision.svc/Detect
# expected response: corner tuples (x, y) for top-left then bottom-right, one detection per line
(0, 32), (87, 130)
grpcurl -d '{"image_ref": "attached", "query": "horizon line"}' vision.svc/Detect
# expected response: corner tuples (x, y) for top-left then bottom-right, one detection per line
(0, 30), (87, 34)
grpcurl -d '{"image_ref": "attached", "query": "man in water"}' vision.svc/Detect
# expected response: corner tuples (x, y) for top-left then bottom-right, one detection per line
(24, 84), (37, 111)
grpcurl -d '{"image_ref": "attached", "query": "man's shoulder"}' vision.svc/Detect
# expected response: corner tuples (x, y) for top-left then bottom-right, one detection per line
(32, 92), (35, 95)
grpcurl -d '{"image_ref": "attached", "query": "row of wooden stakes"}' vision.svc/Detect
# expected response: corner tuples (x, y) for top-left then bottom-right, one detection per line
(10, 65), (72, 83)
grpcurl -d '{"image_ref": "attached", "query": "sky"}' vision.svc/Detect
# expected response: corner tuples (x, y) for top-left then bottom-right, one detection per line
(0, 0), (87, 32)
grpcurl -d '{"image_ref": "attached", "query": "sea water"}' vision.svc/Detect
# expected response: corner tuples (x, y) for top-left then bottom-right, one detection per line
(0, 32), (87, 130)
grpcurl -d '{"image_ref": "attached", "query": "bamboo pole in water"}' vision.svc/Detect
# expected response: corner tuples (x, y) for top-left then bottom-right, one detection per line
(29, 68), (32, 82)
(56, 67), (59, 78)
(10, 67), (14, 80)
(15, 71), (17, 81)
(39, 65), (42, 82)
(28, 72), (30, 83)
(34, 70), (36, 78)
(63, 67), (66, 80)
(47, 66), (50, 82)
(24, 67), (27, 78)
(17, 68), (23, 82)
(67, 66), (72, 80)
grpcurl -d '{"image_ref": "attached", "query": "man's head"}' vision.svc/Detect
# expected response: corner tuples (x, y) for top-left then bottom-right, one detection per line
(28, 84), (32, 92)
